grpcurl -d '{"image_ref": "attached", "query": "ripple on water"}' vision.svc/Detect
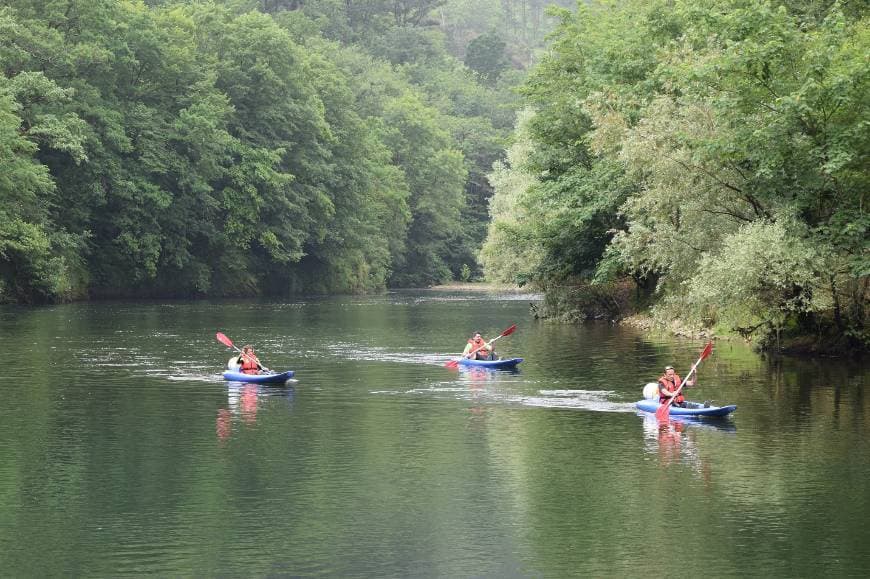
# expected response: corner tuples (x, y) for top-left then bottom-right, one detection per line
(369, 379), (633, 414)
(513, 389), (635, 412)
(3, 296), (866, 578)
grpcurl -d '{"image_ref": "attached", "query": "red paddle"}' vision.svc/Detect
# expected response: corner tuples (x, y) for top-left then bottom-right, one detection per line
(216, 332), (269, 372)
(216, 332), (240, 353)
(445, 324), (517, 369)
(656, 341), (714, 421)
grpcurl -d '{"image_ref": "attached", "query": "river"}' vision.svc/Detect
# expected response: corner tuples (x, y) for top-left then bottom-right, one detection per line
(0, 290), (867, 576)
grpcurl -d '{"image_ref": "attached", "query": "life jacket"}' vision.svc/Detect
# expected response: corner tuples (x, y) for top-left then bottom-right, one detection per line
(240, 352), (261, 374)
(658, 373), (685, 404)
(467, 337), (492, 360)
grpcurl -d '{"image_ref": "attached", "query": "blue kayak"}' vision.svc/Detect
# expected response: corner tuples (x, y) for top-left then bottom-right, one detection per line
(457, 357), (523, 369)
(636, 399), (736, 417)
(222, 370), (295, 384)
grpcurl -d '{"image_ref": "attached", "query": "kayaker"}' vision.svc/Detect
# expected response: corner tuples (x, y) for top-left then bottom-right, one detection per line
(463, 331), (495, 360)
(658, 365), (695, 407)
(238, 345), (264, 375)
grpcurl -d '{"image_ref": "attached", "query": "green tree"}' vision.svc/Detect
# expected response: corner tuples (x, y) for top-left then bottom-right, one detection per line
(0, 0), (521, 301)
(480, 109), (544, 285)
(464, 31), (510, 83)
(381, 93), (467, 286)
(609, 1), (868, 345)
(0, 72), (87, 302)
(484, 0), (868, 349)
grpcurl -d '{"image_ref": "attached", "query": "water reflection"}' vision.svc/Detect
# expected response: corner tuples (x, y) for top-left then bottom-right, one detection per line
(461, 368), (488, 428)
(456, 365), (520, 380)
(640, 413), (732, 487)
(449, 366), (506, 423)
(639, 411), (737, 435)
(4, 294), (869, 577)
(216, 382), (295, 442)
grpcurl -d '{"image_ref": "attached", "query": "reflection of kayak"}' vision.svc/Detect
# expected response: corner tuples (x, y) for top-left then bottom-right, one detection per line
(222, 370), (295, 384)
(635, 399), (736, 417)
(456, 358), (523, 369)
(639, 411), (737, 433)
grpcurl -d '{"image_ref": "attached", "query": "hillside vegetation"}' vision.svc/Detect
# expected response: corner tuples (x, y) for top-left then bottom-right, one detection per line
(481, 0), (868, 352)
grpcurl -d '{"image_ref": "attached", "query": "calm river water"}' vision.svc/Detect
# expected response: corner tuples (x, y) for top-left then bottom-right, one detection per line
(0, 290), (867, 577)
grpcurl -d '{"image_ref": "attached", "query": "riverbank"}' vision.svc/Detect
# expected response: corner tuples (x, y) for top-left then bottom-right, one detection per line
(619, 314), (712, 340)
(427, 282), (530, 292)
(620, 314), (865, 358)
(527, 282), (865, 358)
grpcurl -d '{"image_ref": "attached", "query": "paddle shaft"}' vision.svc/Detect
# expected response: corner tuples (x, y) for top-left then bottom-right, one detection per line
(666, 364), (700, 403)
(657, 341), (713, 420)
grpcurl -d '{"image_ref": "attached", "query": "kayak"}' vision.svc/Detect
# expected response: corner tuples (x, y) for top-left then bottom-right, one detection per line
(222, 370), (295, 384)
(635, 399), (736, 417)
(457, 357), (523, 369)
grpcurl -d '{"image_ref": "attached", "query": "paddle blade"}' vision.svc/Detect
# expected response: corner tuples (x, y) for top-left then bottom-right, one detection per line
(445, 359), (460, 369)
(656, 402), (670, 421)
(216, 332), (234, 349)
(500, 324), (517, 338)
(700, 341), (714, 361)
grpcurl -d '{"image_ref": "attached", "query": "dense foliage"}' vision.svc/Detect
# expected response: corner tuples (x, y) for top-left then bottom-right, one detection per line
(0, 0), (526, 301)
(7, 0), (862, 353)
(482, 0), (868, 350)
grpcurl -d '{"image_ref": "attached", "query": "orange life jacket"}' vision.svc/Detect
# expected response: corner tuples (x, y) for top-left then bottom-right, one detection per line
(658, 373), (685, 404)
(467, 337), (491, 359)
(240, 352), (261, 374)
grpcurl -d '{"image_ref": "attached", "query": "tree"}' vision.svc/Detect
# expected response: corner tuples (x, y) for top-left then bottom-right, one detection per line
(0, 72), (87, 302)
(380, 93), (467, 286)
(483, 0), (868, 349)
(464, 31), (510, 83)
(0, 0), (519, 301)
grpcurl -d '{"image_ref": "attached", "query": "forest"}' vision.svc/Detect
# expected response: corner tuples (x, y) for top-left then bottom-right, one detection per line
(481, 0), (868, 352)
(1, 0), (867, 353)
(1, 0), (564, 300)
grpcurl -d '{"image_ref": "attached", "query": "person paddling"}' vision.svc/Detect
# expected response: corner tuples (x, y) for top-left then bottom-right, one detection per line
(238, 345), (264, 375)
(463, 331), (495, 361)
(658, 365), (695, 408)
